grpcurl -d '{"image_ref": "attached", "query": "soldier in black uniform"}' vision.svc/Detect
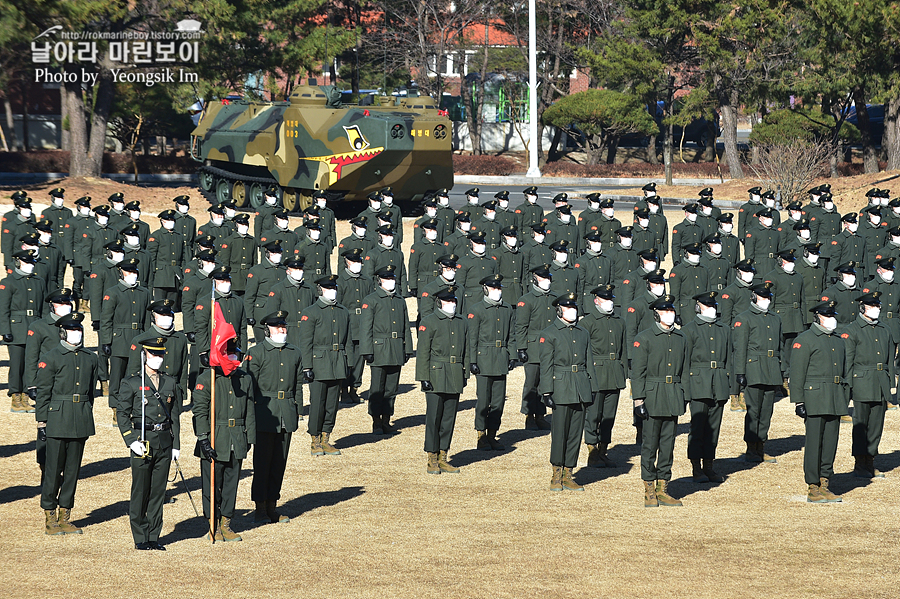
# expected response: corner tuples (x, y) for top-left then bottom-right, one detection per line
(360, 266), (413, 434)
(336, 248), (374, 403)
(117, 336), (180, 550)
(516, 265), (555, 430)
(70, 197), (95, 310)
(2, 194), (35, 269)
(1, 250), (46, 413)
(220, 213), (257, 297)
(173, 195), (197, 261)
(147, 210), (187, 304)
(244, 240), (286, 342)
(127, 300), (189, 411)
(267, 258), (316, 347)
(246, 311), (304, 525)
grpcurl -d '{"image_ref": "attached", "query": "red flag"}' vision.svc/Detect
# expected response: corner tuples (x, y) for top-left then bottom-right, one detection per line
(210, 301), (239, 375)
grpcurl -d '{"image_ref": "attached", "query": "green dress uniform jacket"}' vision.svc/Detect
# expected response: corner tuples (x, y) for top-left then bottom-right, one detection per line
(254, 204), (279, 240)
(789, 325), (848, 415)
(359, 287), (413, 367)
(415, 309), (467, 394)
(24, 314), (63, 391)
(625, 290), (658, 359)
(117, 370), (180, 449)
(575, 251), (612, 309)
(299, 299), (351, 381)
(36, 242), (65, 293)
(461, 202), (484, 222)
(718, 277), (752, 325)
(810, 207), (841, 245)
(538, 318), (599, 402)
(181, 271), (213, 337)
(861, 274), (900, 342)
(418, 276), (454, 320)
(126, 327), (189, 396)
(408, 239), (443, 295)
(577, 207), (603, 241)
(490, 244), (527, 304)
(579, 308), (627, 390)
(219, 232), (258, 293)
(631, 222), (656, 255)
(719, 231), (741, 267)
(471, 217), (501, 250)
(457, 251), (498, 308)
(294, 236), (332, 277)
(123, 245), (152, 287)
(826, 230), (866, 276)
(514, 202), (544, 242)
(89, 260), (120, 324)
(246, 340), (304, 433)
(70, 214), (95, 270)
(820, 281), (859, 325)
(671, 219), (704, 264)
(465, 297), (516, 377)
(0, 270), (45, 342)
(732, 305), (783, 386)
(266, 277), (316, 347)
(337, 231), (375, 256)
(100, 282), (151, 357)
(682, 316), (732, 401)
(122, 219), (151, 247)
(260, 227), (301, 256)
(631, 323), (689, 416)
(363, 245), (408, 295)
(496, 207), (517, 233)
(1, 211), (35, 268)
(244, 259), (286, 322)
(648, 212), (669, 259)
(543, 213), (581, 255)
(40, 205), (74, 260)
(175, 212), (197, 259)
(842, 315), (894, 404)
(744, 225), (782, 276)
(515, 286), (555, 364)
(196, 220), (233, 251)
(737, 200), (762, 241)
(606, 243), (638, 283)
(763, 265), (807, 334)
(193, 291), (247, 356)
(192, 367), (256, 459)
(413, 215), (445, 245)
(437, 205), (457, 239)
(595, 214), (622, 248)
(795, 258), (827, 326)
(337, 269), (374, 341)
(669, 261), (709, 315)
(34, 342), (99, 438)
(549, 260), (582, 299)
(444, 229), (470, 257)
(147, 228), (188, 289)
(521, 240), (552, 272)
(859, 220), (888, 274)
(87, 222), (119, 272)
(701, 251), (731, 292)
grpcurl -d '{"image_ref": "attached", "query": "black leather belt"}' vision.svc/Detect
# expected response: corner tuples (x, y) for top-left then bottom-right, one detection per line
(133, 422), (171, 431)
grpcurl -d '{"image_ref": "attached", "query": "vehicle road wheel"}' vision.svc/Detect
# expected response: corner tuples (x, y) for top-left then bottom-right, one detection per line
(282, 188), (297, 212)
(248, 182), (266, 210)
(199, 169), (215, 192)
(215, 178), (231, 204)
(232, 180), (248, 207)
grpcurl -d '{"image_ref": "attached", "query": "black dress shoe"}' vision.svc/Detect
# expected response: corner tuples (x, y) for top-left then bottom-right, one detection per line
(135, 542), (151, 550)
(149, 541), (166, 551)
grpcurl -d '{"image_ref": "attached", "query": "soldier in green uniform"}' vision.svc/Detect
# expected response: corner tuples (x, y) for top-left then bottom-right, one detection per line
(294, 210), (332, 269)
(471, 200), (501, 250)
(70, 197), (95, 310)
(631, 207), (656, 255)
(607, 226), (639, 283)
(762, 249), (806, 388)
(87, 205), (119, 277)
(246, 311), (303, 525)
(576, 231), (612, 310)
(336, 248), (374, 403)
(781, 218), (813, 257)
(491, 226), (527, 303)
(14, 232), (51, 305)
(683, 292), (731, 483)
(719, 259), (757, 412)
(107, 193), (129, 232)
(147, 210), (187, 304)
(360, 266), (413, 434)
(35, 313), (99, 535)
(377, 187), (401, 246)
(445, 212), (472, 257)
(733, 282), (782, 463)
(671, 204), (704, 265)
(435, 188), (456, 240)
(631, 294), (688, 507)
(516, 265), (555, 430)
(539, 292), (597, 492)
(873, 226), (900, 269)
(716, 213), (741, 267)
(543, 199), (580, 255)
(417, 287), (467, 474)
(625, 268), (668, 360)
(859, 207), (888, 277)
(117, 336), (179, 550)
(842, 293), (894, 478)
(669, 243), (709, 318)
(580, 284), (626, 468)
(577, 193), (604, 242)
(193, 337), (255, 542)
(101, 258), (151, 422)
(522, 223), (553, 272)
(120, 223), (152, 287)
(456, 231), (498, 309)
(127, 300), (189, 409)
(738, 187), (763, 242)
(826, 214), (866, 282)
(408, 218), (444, 298)
(338, 216), (375, 255)
(790, 301), (847, 503)
(548, 239), (582, 298)
(2, 194), (35, 269)
(195, 266), (248, 364)
(514, 186), (543, 244)
(197, 205), (231, 251)
(32, 220), (66, 293)
(299, 276), (350, 457)
(777, 202), (804, 247)
(821, 261), (861, 326)
(419, 254), (459, 320)
(182, 249), (217, 391)
(357, 190), (385, 231)
(220, 213), (257, 297)
(254, 185), (281, 240)
(595, 198), (622, 249)
(700, 235), (731, 293)
(461, 187), (484, 221)
(40, 188), (73, 278)
(796, 243), (826, 327)
(363, 226), (407, 296)
(413, 199), (444, 245)
(1, 250), (46, 413)
(244, 241), (286, 342)
(744, 207), (782, 276)
(257, 209), (297, 256)
(221, 197), (239, 231)
(267, 258), (316, 347)
(183, 235), (217, 279)
(122, 201), (151, 247)
(466, 275), (515, 450)
(861, 257), (900, 411)
(494, 190), (517, 233)
(811, 193), (841, 249)
(173, 195), (196, 260)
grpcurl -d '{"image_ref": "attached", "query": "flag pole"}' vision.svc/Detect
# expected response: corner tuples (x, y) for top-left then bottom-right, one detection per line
(209, 282), (216, 543)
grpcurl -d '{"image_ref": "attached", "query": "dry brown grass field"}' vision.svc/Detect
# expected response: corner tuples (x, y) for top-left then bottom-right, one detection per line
(1, 179), (898, 599)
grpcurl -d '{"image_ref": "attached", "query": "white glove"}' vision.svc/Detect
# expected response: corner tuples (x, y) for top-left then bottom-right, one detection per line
(130, 441), (146, 456)
(171, 448), (180, 461)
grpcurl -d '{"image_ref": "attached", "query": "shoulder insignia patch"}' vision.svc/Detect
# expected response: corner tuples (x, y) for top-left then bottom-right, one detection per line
(722, 294), (730, 299)
(148, 237), (155, 242)
(831, 241), (838, 245)
(739, 208), (744, 212)
(863, 288), (870, 293)
(539, 337), (545, 343)
(196, 305), (203, 310)
(130, 344), (136, 350)
(222, 244), (228, 249)
(575, 263), (580, 268)
(195, 383), (204, 390)
(468, 313), (474, 319)
(633, 341), (640, 347)
(301, 315), (308, 321)
(746, 234), (752, 238)
(183, 286), (190, 292)
(821, 296), (828, 301)
(103, 295), (110, 301)
(840, 333), (849, 339)
(410, 248), (415, 253)
(247, 273), (253, 278)
(793, 342), (803, 348)
(623, 279), (629, 284)
(27, 330), (33, 336)
(362, 304), (368, 309)
(268, 291), (275, 296)
(422, 292), (429, 297)
(628, 307), (635, 313)
(365, 256), (370, 260)
(83, 233), (88, 238)
(734, 321), (741, 327)
(419, 325), (426, 331)
(39, 361), (46, 368)
(670, 273), (676, 278)
(90, 273), (97, 278)
(517, 301), (525, 307)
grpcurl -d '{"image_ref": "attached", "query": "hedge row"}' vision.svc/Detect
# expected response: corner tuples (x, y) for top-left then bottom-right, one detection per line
(0, 151), (195, 174)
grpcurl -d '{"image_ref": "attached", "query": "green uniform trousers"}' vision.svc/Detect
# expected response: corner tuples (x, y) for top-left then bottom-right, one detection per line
(72, 266), (86, 300)
(129, 433), (172, 544)
(251, 430), (292, 503)
(474, 375), (507, 431)
(520, 363), (546, 417)
(99, 353), (109, 383)
(7, 344), (24, 394)
(41, 437), (86, 510)
(424, 392), (459, 453)
(584, 390), (620, 446)
(781, 332), (798, 379)
(368, 365), (401, 418)
(641, 416), (677, 481)
(852, 401), (886, 457)
(200, 452), (242, 520)
(744, 385), (776, 444)
(688, 399), (725, 460)
(346, 340), (364, 389)
(550, 403), (585, 468)
(108, 356), (128, 409)
(804, 415), (840, 484)
(307, 380), (340, 436)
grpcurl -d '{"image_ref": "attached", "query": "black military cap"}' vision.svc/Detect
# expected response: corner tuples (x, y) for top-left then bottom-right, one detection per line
(148, 299), (175, 315)
(615, 226), (634, 237)
(634, 207), (650, 218)
(465, 187), (480, 197)
(108, 192), (125, 202)
(376, 214), (392, 226)
(552, 292), (579, 308)
(841, 212), (858, 224)
(480, 274), (503, 288)
(379, 186), (393, 197)
(33, 218), (53, 232)
(13, 249), (37, 263)
(221, 198), (237, 208)
(734, 258), (756, 272)
(501, 226), (518, 237)
(523, 186), (538, 195)
(313, 190), (327, 200)
(456, 211), (471, 223)
(637, 248), (659, 260)
(420, 218), (439, 230)
(231, 213), (250, 225)
(642, 182), (657, 192)
(649, 294), (677, 311)
(49, 187), (65, 198)
(366, 190), (383, 202)
(349, 216), (368, 228)
(747, 186), (762, 195)
(210, 265), (232, 280)
(46, 288), (74, 304)
(375, 225), (393, 236)
(530, 223), (547, 234)
(583, 231), (603, 242)
(140, 337), (167, 353)
(120, 223), (142, 237)
(265, 184), (278, 195)
(208, 204), (225, 215)
(820, 192), (834, 202)
(262, 310), (289, 327)
(118, 258), (140, 272)
(262, 240), (283, 253)
(74, 196), (91, 207)
(683, 203), (699, 214)
(761, 190), (776, 200)
(375, 265), (397, 278)
(645, 194), (661, 204)
(693, 291), (718, 306)
(316, 275), (339, 289)
(865, 188), (879, 198)
(756, 207), (775, 219)
(585, 192), (602, 203)
(494, 190), (510, 200)
(18, 231), (40, 245)
(103, 239), (125, 251)
(698, 187), (714, 197)
(11, 190), (27, 202)
(481, 200), (499, 211)
(786, 201), (803, 211)
(196, 234), (216, 247)
(599, 198), (615, 209)
(56, 313), (85, 329)
(283, 257), (305, 269)
(158, 209), (177, 220)
(890, 199), (900, 209)
(809, 300), (838, 316)
(590, 284), (615, 299)
(305, 220), (323, 231)
(93, 205), (110, 216)
(793, 218), (811, 230)
(856, 291), (882, 305)
(173, 194), (190, 205)
(834, 261), (858, 274)
(436, 188), (450, 197)
(423, 198), (437, 208)
(684, 242), (702, 255)
(776, 249), (797, 262)
(196, 249), (217, 262)
(125, 201), (141, 211)
(272, 208), (289, 219)
(702, 235), (722, 245)
(530, 264), (552, 279)
(337, 247), (363, 263)
(643, 268), (667, 283)
(750, 282), (774, 298)
(434, 287), (458, 302)
(697, 196), (714, 207)
(802, 242), (823, 255)
(468, 231), (487, 243)
(553, 193), (569, 204)
(879, 188), (891, 198)
(303, 206), (321, 218)
(874, 256), (895, 269)
(436, 254), (460, 268)
(15, 196), (32, 208)
(862, 206), (882, 217)
(549, 240), (569, 252)
(717, 212), (734, 223)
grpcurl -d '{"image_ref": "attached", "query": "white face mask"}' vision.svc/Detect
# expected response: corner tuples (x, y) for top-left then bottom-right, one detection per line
(650, 283), (665, 297)
(381, 236), (394, 247)
(499, 199), (509, 209)
(755, 297), (771, 311)
(216, 281), (232, 294)
(146, 354), (165, 371)
(287, 269), (304, 282)
(649, 203), (659, 214)
(225, 208), (236, 218)
(426, 208), (437, 218)
(425, 229), (438, 241)
(765, 199), (776, 208)
(638, 218), (649, 228)
(460, 222), (471, 232)
(589, 241), (602, 253)
(739, 271), (755, 283)
(20, 208), (32, 218)
(269, 218), (285, 230)
(865, 306), (881, 320)
(686, 253), (700, 265)
(560, 213), (571, 223)
(354, 226), (367, 238)
(709, 243), (722, 255)
(130, 211), (141, 220)
(382, 196), (393, 206)
(893, 207), (900, 216)
(487, 287), (503, 302)
(526, 194), (537, 204)
(266, 196), (277, 206)
(322, 288), (337, 301)
(381, 278), (397, 292)
(620, 237), (633, 248)
(39, 231), (51, 245)
(799, 230), (811, 240)
(485, 211), (496, 221)
(720, 223), (733, 234)
(370, 201), (382, 212)
(110, 251), (124, 264)
(760, 217), (773, 228)
(505, 236), (518, 248)
(602, 208), (614, 218)
(554, 252), (567, 264)
(443, 269), (457, 281)
(790, 211), (802, 221)
(645, 191), (657, 198)
(53, 198), (64, 208)
(177, 204), (190, 214)
(533, 233), (545, 244)
(782, 261), (795, 273)
(53, 303), (73, 317)
(881, 269), (894, 281)
(64, 329), (83, 346)
(122, 272), (138, 286)
(211, 215), (224, 226)
(699, 304), (717, 319)
(588, 201), (600, 211)
(201, 261), (215, 274)
(536, 277), (551, 291)
(268, 252), (282, 264)
(659, 311), (676, 326)
(162, 220), (175, 231)
(468, 196), (478, 205)
(19, 262), (34, 274)
(97, 215), (109, 226)
(807, 254), (819, 264)
(598, 299), (614, 313)
(270, 331), (287, 344)
(823, 201), (834, 211)
(113, 202), (125, 212)
(472, 243), (486, 255)
(347, 261), (362, 274)
(561, 307), (578, 322)
(701, 206), (712, 216)
(820, 316), (837, 331)
(847, 223), (858, 233)
(439, 196), (450, 206)
(686, 213), (697, 222)
(843, 274), (856, 287)
(79, 207), (92, 216)
(309, 230), (321, 241)
(237, 224), (250, 236)
(870, 215), (881, 225)
(440, 301), (457, 316)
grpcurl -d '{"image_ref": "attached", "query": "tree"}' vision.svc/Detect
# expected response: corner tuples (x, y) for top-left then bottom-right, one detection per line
(542, 89), (657, 165)
(749, 107), (860, 146)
